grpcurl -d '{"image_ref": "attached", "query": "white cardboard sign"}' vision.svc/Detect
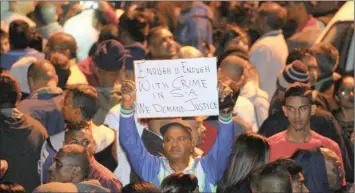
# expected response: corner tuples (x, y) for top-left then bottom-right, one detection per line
(134, 57), (219, 118)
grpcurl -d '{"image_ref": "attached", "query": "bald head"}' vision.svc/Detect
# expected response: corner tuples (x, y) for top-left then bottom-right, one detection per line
(27, 59), (58, 92)
(258, 2), (286, 30)
(220, 55), (250, 76)
(46, 32), (77, 59)
(177, 46), (203, 59)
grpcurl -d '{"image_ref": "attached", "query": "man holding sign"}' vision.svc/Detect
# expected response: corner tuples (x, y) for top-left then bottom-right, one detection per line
(119, 79), (235, 192)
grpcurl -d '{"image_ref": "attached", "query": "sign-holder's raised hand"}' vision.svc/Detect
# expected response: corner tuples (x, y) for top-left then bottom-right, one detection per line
(218, 81), (236, 116)
(121, 80), (136, 109)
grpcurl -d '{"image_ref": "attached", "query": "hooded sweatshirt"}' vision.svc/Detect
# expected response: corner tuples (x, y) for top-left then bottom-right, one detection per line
(0, 108), (48, 192)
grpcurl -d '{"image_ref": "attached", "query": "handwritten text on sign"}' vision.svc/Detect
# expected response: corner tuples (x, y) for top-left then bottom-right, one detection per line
(134, 58), (219, 118)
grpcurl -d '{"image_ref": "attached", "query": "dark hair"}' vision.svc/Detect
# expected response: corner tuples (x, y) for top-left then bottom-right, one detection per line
(59, 144), (91, 179)
(333, 71), (354, 97)
(27, 59), (53, 82)
(271, 158), (303, 181)
(160, 122), (192, 140)
(217, 133), (270, 193)
(284, 82), (312, 104)
(9, 20), (32, 49)
(94, 9), (110, 27)
(161, 173), (198, 193)
(46, 32), (77, 59)
(0, 182), (26, 193)
(311, 43), (339, 79)
(215, 24), (250, 58)
(65, 120), (91, 133)
(259, 3), (286, 30)
(0, 75), (20, 107)
(66, 84), (99, 120)
(251, 162), (293, 193)
(147, 26), (169, 46)
(291, 148), (329, 193)
(119, 9), (148, 43)
(122, 181), (161, 193)
(294, 1), (315, 14)
(286, 48), (314, 65)
(33, 3), (57, 26)
(98, 24), (120, 43)
(29, 32), (44, 52)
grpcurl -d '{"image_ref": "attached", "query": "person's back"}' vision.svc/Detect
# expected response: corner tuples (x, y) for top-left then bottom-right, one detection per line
(286, 2), (325, 50)
(1, 20), (44, 70)
(18, 59), (65, 136)
(249, 2), (288, 101)
(175, 2), (213, 54)
(33, 3), (63, 39)
(0, 74), (48, 192)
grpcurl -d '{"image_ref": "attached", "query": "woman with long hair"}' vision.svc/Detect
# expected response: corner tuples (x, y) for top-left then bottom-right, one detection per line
(217, 132), (270, 193)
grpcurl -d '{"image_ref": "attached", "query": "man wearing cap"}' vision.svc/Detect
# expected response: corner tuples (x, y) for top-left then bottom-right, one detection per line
(92, 39), (131, 125)
(249, 2), (288, 101)
(118, 80), (235, 192)
(269, 60), (310, 116)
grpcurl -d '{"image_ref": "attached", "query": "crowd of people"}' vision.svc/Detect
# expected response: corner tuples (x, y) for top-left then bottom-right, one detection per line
(0, 1), (353, 193)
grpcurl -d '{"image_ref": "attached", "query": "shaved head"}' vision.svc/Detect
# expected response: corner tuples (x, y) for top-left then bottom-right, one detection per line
(28, 59), (57, 82)
(220, 55), (250, 76)
(177, 46), (203, 59)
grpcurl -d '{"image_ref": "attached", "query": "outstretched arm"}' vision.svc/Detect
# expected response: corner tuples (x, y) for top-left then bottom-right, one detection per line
(119, 80), (160, 182)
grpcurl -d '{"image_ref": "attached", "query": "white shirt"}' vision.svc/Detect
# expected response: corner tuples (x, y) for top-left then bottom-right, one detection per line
(104, 103), (145, 186)
(249, 30), (288, 102)
(233, 96), (258, 133)
(63, 9), (99, 62)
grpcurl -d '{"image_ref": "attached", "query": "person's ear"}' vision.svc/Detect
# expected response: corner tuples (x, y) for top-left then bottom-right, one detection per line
(310, 104), (317, 115)
(282, 105), (288, 117)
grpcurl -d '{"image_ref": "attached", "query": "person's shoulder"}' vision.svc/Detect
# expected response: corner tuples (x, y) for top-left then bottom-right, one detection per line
(91, 159), (118, 179)
(24, 114), (48, 138)
(311, 131), (339, 148)
(235, 96), (254, 109)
